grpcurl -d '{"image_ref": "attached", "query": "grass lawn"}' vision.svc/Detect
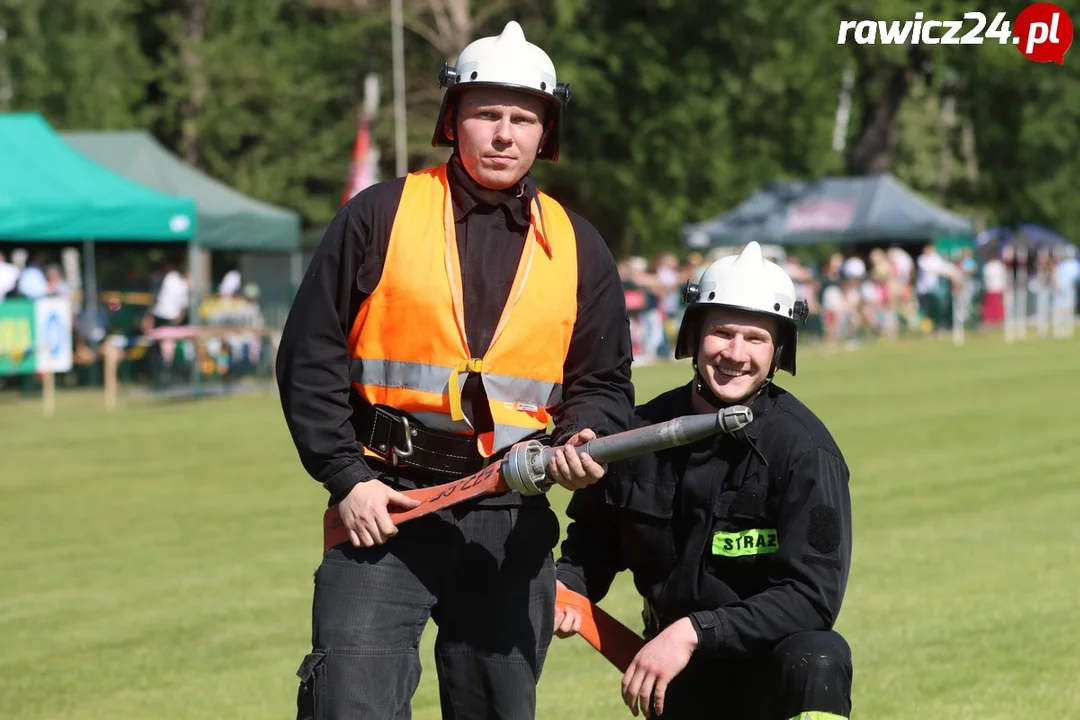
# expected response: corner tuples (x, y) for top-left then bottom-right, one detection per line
(2, 331), (1079, 719)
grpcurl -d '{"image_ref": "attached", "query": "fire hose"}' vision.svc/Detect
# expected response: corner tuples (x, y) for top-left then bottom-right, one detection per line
(554, 582), (644, 673)
(321, 404), (753, 670)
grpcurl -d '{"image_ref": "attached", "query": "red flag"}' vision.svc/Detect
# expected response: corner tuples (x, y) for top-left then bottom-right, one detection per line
(340, 116), (378, 206)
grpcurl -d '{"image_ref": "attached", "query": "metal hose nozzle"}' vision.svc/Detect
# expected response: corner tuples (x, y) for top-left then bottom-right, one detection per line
(502, 405), (754, 496)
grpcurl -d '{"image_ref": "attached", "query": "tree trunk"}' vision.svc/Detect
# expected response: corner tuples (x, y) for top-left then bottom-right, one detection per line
(961, 114), (979, 184)
(0, 24), (12, 110)
(422, 0), (473, 63)
(845, 62), (913, 175)
(938, 90), (956, 204)
(178, 0), (206, 168)
(839, 7), (929, 176)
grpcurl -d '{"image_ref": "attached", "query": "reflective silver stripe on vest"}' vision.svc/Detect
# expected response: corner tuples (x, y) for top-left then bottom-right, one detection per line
(350, 358), (561, 443)
(351, 358), (562, 407)
(482, 372), (561, 408)
(493, 423), (546, 451)
(349, 358), (462, 395)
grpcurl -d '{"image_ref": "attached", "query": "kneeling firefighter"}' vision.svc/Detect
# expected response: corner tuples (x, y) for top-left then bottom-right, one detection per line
(553, 241), (855, 719)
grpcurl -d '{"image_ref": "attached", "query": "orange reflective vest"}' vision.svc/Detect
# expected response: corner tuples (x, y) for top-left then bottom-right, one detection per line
(348, 164), (579, 458)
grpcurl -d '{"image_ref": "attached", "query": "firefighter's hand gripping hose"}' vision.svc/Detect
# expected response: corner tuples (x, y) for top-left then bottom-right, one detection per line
(322, 404), (753, 549)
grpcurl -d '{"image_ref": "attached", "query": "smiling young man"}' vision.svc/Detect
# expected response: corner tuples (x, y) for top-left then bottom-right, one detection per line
(276, 20), (634, 720)
(553, 242), (855, 720)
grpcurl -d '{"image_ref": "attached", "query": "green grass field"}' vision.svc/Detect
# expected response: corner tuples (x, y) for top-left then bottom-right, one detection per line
(3, 332), (1079, 720)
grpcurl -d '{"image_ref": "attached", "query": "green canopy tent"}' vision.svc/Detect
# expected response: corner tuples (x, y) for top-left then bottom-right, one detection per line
(60, 130), (300, 253)
(60, 129), (302, 310)
(0, 112), (197, 322)
(0, 113), (197, 242)
(682, 173), (975, 250)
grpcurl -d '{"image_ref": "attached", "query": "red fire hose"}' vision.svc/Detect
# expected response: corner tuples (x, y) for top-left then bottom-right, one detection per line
(317, 408), (753, 672)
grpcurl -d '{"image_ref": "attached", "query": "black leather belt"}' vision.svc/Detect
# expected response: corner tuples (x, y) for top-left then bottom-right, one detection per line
(355, 402), (493, 477)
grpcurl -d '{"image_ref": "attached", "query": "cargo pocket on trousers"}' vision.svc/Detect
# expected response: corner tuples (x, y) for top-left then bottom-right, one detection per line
(296, 651), (327, 720)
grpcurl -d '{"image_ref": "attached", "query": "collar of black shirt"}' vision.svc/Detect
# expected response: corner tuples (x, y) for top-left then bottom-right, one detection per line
(742, 385), (776, 440)
(679, 379), (776, 442)
(447, 156), (533, 229)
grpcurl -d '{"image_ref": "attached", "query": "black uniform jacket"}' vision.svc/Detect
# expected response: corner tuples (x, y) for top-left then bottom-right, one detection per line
(555, 381), (852, 657)
(276, 158), (635, 506)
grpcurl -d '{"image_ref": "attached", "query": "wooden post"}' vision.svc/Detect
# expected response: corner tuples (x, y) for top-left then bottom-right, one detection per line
(43, 372), (55, 417)
(104, 338), (119, 411)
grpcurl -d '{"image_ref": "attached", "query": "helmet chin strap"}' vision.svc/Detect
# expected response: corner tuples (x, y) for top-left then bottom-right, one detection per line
(692, 365), (732, 410)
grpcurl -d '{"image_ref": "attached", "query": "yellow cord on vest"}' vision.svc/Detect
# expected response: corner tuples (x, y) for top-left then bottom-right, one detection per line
(448, 358), (484, 421)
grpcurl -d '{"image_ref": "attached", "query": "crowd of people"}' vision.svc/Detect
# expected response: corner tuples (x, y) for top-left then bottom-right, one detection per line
(5, 239), (1077, 386)
(620, 242), (1080, 362)
(134, 265), (268, 386)
(0, 250), (74, 302)
(0, 250), (270, 388)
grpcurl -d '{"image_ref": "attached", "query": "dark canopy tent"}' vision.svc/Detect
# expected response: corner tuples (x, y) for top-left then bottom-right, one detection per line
(682, 173), (974, 250)
(975, 223), (1077, 262)
(0, 112), (197, 323)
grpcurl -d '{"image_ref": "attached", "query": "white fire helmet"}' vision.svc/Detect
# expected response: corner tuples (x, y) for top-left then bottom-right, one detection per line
(675, 241), (810, 376)
(431, 21), (571, 162)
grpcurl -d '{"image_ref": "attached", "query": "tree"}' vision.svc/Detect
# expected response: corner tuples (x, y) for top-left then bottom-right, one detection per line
(0, 0), (152, 129)
(2, 0), (1077, 248)
(529, 0), (849, 256)
(302, 0), (533, 174)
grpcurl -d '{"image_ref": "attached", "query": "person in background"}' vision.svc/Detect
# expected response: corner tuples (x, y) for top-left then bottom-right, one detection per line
(981, 251), (1008, 327)
(841, 251), (865, 283)
(653, 251), (683, 357)
(16, 253), (48, 299)
(146, 261), (191, 329)
(868, 249), (898, 339)
(218, 269), (242, 299)
(916, 244), (959, 332)
(45, 264), (72, 300)
(0, 251), (19, 302)
(144, 261), (191, 386)
(1054, 245), (1079, 317)
(819, 254), (846, 350)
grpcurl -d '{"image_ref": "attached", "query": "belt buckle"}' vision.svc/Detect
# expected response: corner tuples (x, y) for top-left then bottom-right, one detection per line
(388, 416), (415, 466)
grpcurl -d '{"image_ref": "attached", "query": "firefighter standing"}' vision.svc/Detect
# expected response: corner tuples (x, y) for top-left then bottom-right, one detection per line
(554, 242), (854, 719)
(276, 21), (635, 719)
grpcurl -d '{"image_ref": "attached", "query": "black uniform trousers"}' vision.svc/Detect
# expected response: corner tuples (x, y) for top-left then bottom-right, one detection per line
(295, 499), (561, 720)
(649, 630), (853, 720)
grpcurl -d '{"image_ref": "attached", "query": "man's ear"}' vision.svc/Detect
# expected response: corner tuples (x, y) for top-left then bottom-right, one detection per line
(538, 124), (550, 153)
(538, 113), (556, 152)
(443, 105), (456, 142)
